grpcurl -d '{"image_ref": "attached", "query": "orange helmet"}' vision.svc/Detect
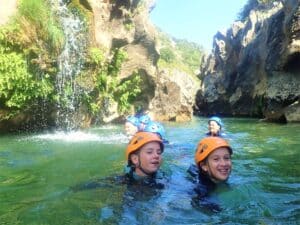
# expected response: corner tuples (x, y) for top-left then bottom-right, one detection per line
(195, 136), (232, 165)
(126, 131), (164, 162)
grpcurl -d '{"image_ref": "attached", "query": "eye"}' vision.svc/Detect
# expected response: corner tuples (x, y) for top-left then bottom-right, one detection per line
(146, 149), (153, 154)
(224, 155), (231, 160)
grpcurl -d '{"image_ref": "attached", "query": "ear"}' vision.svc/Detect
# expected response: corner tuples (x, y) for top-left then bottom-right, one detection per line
(199, 162), (208, 172)
(130, 153), (139, 166)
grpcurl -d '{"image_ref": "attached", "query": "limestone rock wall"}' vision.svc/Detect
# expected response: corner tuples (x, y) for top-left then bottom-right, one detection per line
(196, 0), (300, 122)
(149, 69), (198, 122)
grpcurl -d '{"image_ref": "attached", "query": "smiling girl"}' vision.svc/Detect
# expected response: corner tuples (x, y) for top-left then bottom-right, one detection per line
(189, 136), (233, 212)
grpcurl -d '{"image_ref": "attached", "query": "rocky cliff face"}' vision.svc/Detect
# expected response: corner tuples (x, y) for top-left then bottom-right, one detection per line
(88, 0), (197, 122)
(196, 0), (300, 122)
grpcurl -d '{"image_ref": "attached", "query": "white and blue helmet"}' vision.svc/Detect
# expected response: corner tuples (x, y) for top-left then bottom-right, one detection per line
(144, 121), (166, 141)
(138, 114), (151, 125)
(126, 115), (140, 127)
(208, 116), (223, 128)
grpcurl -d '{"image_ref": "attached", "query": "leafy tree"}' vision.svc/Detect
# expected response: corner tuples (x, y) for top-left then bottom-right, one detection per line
(86, 48), (141, 116)
(175, 39), (204, 72)
(160, 47), (176, 63)
(0, 26), (53, 119)
(156, 30), (204, 76)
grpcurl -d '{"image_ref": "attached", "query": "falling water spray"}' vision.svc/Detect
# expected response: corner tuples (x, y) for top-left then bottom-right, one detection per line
(50, 0), (87, 130)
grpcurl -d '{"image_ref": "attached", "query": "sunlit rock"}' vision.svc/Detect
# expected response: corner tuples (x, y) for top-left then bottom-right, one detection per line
(0, 0), (17, 25)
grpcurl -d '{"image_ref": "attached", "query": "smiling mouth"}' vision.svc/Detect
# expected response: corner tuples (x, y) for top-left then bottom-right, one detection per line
(219, 169), (229, 175)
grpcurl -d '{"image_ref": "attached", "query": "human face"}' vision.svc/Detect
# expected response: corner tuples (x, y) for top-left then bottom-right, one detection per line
(125, 122), (138, 138)
(208, 120), (221, 136)
(130, 142), (162, 177)
(200, 147), (232, 183)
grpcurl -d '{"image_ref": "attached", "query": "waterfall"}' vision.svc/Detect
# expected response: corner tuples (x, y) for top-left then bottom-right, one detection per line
(50, 0), (87, 130)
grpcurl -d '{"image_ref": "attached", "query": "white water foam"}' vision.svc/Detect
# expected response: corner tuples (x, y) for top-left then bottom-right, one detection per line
(31, 131), (129, 144)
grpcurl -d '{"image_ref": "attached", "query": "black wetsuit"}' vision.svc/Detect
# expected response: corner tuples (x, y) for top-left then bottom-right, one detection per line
(187, 164), (223, 212)
(71, 168), (166, 192)
(206, 132), (225, 137)
(124, 169), (165, 188)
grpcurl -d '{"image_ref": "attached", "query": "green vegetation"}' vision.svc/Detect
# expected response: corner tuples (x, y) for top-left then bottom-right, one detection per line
(156, 30), (204, 77)
(0, 34), (53, 110)
(17, 0), (64, 53)
(175, 39), (204, 72)
(124, 20), (134, 31)
(0, 0), (64, 119)
(160, 47), (176, 63)
(84, 48), (141, 116)
(68, 0), (91, 31)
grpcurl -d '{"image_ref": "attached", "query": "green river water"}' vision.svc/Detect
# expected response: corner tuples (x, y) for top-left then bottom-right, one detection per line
(0, 117), (299, 224)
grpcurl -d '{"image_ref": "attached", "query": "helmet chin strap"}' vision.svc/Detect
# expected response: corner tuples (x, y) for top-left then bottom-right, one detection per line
(206, 163), (223, 184)
(136, 157), (154, 177)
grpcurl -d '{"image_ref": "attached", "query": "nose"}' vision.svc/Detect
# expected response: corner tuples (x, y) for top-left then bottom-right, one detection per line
(153, 151), (161, 158)
(220, 158), (226, 165)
